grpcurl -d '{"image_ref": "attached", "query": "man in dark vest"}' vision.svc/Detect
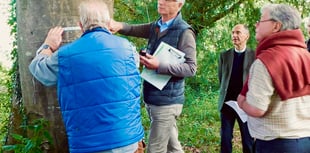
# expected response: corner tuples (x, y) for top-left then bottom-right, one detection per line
(218, 24), (254, 153)
(109, 0), (197, 152)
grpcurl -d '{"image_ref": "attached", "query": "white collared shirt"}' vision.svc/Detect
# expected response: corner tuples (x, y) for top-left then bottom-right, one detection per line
(234, 46), (246, 53)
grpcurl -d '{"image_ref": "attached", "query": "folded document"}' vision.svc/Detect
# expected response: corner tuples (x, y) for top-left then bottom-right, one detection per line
(226, 100), (248, 123)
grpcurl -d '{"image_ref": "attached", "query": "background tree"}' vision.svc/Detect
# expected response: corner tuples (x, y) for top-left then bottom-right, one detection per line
(2, 0), (310, 152)
(113, 0), (310, 91)
(5, 0), (113, 152)
(112, 0), (310, 152)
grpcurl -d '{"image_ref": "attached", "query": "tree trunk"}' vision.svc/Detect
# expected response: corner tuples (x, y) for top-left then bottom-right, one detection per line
(14, 0), (114, 152)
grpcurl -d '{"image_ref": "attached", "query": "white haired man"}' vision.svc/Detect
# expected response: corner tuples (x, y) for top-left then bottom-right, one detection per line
(238, 4), (310, 153)
(29, 0), (143, 152)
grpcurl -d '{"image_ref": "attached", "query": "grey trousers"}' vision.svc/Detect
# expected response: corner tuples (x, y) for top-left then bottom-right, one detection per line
(146, 104), (184, 153)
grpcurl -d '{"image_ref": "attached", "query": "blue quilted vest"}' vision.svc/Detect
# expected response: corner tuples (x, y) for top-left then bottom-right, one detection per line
(57, 27), (143, 153)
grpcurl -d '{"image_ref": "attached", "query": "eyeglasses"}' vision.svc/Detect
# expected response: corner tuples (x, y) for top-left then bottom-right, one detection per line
(256, 19), (276, 25)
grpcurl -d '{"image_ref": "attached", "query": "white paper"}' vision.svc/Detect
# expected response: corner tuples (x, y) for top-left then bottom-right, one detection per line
(63, 26), (80, 31)
(226, 100), (248, 123)
(141, 42), (185, 90)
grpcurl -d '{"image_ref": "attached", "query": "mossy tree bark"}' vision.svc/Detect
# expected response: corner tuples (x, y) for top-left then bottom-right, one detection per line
(10, 0), (114, 152)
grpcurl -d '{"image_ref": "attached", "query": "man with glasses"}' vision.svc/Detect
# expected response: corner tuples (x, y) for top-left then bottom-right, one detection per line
(109, 0), (196, 152)
(237, 4), (310, 153)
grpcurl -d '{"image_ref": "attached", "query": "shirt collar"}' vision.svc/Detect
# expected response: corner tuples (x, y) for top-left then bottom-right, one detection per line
(157, 18), (175, 32)
(82, 27), (111, 37)
(235, 46), (246, 53)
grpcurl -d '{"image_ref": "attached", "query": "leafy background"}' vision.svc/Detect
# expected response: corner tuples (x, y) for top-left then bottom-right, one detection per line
(1, 0), (310, 152)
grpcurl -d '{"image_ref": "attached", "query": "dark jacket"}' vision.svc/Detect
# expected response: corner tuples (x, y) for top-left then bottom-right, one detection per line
(306, 39), (310, 52)
(218, 48), (255, 111)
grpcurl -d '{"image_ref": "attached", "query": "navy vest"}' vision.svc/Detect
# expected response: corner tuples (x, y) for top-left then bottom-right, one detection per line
(143, 13), (193, 105)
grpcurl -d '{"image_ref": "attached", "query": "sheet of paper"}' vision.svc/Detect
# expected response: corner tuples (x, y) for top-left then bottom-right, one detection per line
(141, 69), (171, 90)
(141, 42), (185, 90)
(63, 26), (80, 31)
(226, 100), (248, 123)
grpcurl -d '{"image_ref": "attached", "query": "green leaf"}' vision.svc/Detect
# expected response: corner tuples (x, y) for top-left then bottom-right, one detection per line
(1, 145), (17, 151)
(11, 133), (24, 141)
(24, 139), (34, 152)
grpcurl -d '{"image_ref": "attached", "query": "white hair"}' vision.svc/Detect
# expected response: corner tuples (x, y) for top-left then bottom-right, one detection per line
(261, 4), (301, 31)
(79, 0), (110, 31)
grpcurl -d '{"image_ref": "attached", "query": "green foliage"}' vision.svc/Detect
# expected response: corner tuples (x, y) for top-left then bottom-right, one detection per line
(183, 0), (250, 33)
(1, 119), (53, 153)
(0, 0), (36, 151)
(0, 66), (11, 146)
(1, 0), (309, 152)
(114, 0), (157, 23)
(0, 0), (17, 148)
(114, 0), (157, 49)
(113, 1), (310, 152)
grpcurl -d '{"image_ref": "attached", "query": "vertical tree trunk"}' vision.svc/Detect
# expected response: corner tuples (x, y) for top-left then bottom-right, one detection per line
(14, 0), (114, 152)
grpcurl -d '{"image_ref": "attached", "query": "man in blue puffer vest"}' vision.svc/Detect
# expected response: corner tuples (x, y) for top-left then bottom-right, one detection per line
(28, 0), (144, 152)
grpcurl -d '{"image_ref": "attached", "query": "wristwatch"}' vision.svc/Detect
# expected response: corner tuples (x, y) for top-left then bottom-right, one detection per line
(36, 44), (51, 55)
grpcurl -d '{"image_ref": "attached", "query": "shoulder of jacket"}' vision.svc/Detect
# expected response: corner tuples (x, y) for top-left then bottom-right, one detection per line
(223, 48), (234, 53)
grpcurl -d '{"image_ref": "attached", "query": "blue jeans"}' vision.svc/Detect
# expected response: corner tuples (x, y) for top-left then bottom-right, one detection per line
(220, 103), (254, 153)
(95, 142), (138, 153)
(146, 104), (184, 153)
(255, 137), (310, 153)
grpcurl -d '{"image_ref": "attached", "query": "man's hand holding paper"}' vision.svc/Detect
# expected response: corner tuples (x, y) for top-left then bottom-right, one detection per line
(140, 42), (186, 90)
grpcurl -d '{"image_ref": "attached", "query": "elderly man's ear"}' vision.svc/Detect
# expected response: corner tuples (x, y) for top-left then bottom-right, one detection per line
(78, 21), (84, 33)
(273, 22), (282, 33)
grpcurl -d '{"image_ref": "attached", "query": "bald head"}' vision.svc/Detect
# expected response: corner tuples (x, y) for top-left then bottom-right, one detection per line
(231, 24), (250, 50)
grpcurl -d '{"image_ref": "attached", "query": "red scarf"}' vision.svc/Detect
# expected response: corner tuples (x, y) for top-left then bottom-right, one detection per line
(240, 29), (310, 100)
